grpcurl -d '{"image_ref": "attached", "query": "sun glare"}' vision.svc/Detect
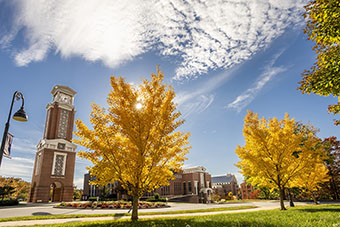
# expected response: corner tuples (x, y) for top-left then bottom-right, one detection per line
(136, 103), (142, 109)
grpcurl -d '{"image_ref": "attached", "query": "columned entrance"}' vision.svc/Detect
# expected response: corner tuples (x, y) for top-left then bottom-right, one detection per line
(200, 188), (213, 203)
(50, 182), (63, 202)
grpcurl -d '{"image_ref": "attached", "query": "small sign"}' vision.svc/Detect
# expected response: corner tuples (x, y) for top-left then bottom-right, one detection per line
(57, 143), (65, 150)
(3, 133), (13, 159)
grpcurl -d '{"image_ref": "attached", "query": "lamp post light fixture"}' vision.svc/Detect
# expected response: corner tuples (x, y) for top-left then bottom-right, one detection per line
(0, 91), (28, 167)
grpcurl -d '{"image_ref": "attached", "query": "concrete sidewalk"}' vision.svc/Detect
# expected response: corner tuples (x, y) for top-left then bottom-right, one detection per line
(0, 201), (278, 218)
(0, 205), (281, 227)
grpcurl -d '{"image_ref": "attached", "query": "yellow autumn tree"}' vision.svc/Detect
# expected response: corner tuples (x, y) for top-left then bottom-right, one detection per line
(0, 177), (30, 200)
(73, 68), (190, 221)
(294, 163), (329, 204)
(235, 111), (326, 210)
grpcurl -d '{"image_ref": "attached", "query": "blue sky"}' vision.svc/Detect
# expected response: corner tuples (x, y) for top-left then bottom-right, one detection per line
(0, 0), (338, 189)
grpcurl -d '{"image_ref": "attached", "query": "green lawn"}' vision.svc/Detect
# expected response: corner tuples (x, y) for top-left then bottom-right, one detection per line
(39, 204), (340, 227)
(0, 205), (256, 222)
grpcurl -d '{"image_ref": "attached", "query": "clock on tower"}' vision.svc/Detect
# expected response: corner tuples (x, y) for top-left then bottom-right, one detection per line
(29, 85), (77, 203)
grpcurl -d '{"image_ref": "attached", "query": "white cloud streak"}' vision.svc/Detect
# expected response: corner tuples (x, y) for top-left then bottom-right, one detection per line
(179, 94), (215, 119)
(1, 0), (306, 79)
(227, 50), (288, 112)
(11, 138), (36, 154)
(174, 65), (240, 118)
(0, 156), (34, 180)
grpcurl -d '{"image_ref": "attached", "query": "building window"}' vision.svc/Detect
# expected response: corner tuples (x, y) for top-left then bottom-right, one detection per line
(35, 153), (41, 176)
(175, 182), (182, 195)
(52, 152), (67, 176)
(90, 185), (96, 197)
(183, 182), (186, 195)
(58, 109), (69, 139)
(188, 181), (192, 193)
(161, 186), (170, 196)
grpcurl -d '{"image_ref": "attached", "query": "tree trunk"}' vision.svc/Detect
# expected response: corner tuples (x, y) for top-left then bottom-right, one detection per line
(279, 187), (286, 210)
(282, 187), (287, 200)
(288, 188), (294, 207)
(330, 175), (339, 200)
(311, 191), (318, 205)
(131, 196), (139, 221)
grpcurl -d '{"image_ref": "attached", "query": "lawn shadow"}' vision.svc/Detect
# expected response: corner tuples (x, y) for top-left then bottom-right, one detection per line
(297, 208), (340, 213)
(76, 218), (283, 227)
(32, 212), (52, 216)
(112, 213), (126, 220)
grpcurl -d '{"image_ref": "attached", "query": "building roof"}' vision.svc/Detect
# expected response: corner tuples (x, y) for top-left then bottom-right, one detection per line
(211, 174), (234, 184)
(183, 166), (206, 173)
(51, 85), (77, 96)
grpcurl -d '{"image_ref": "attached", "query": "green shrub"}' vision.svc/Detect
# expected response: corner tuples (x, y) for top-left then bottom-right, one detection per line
(57, 202), (66, 207)
(154, 193), (160, 200)
(0, 199), (19, 206)
(211, 194), (221, 202)
(88, 197), (98, 201)
(146, 197), (166, 202)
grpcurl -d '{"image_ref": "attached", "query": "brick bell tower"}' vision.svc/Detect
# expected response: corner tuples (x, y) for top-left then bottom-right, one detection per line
(29, 85), (77, 203)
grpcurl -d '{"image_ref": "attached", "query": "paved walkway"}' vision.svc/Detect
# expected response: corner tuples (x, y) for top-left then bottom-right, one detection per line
(0, 201), (323, 226)
(0, 201), (272, 218)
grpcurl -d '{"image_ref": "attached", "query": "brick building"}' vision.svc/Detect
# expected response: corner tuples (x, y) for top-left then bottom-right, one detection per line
(240, 182), (255, 199)
(82, 173), (125, 200)
(154, 166), (213, 203)
(83, 166), (213, 203)
(211, 173), (238, 197)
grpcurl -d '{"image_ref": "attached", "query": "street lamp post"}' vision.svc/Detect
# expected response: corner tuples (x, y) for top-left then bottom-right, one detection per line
(0, 91), (28, 167)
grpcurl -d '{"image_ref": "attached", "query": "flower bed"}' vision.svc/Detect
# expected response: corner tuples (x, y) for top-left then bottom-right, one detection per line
(55, 201), (169, 209)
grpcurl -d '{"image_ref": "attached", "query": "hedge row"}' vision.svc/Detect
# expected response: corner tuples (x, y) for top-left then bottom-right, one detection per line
(146, 197), (167, 202)
(0, 200), (19, 206)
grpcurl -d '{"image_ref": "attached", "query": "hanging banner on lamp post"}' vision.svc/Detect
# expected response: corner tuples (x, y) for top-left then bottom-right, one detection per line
(3, 133), (13, 159)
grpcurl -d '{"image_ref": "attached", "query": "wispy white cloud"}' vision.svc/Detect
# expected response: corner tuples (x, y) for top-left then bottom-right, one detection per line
(11, 156), (35, 164)
(179, 94), (215, 119)
(227, 50), (288, 112)
(1, 0), (306, 79)
(175, 65), (238, 105)
(11, 138), (36, 154)
(0, 156), (34, 180)
(203, 130), (217, 134)
(174, 65), (240, 117)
